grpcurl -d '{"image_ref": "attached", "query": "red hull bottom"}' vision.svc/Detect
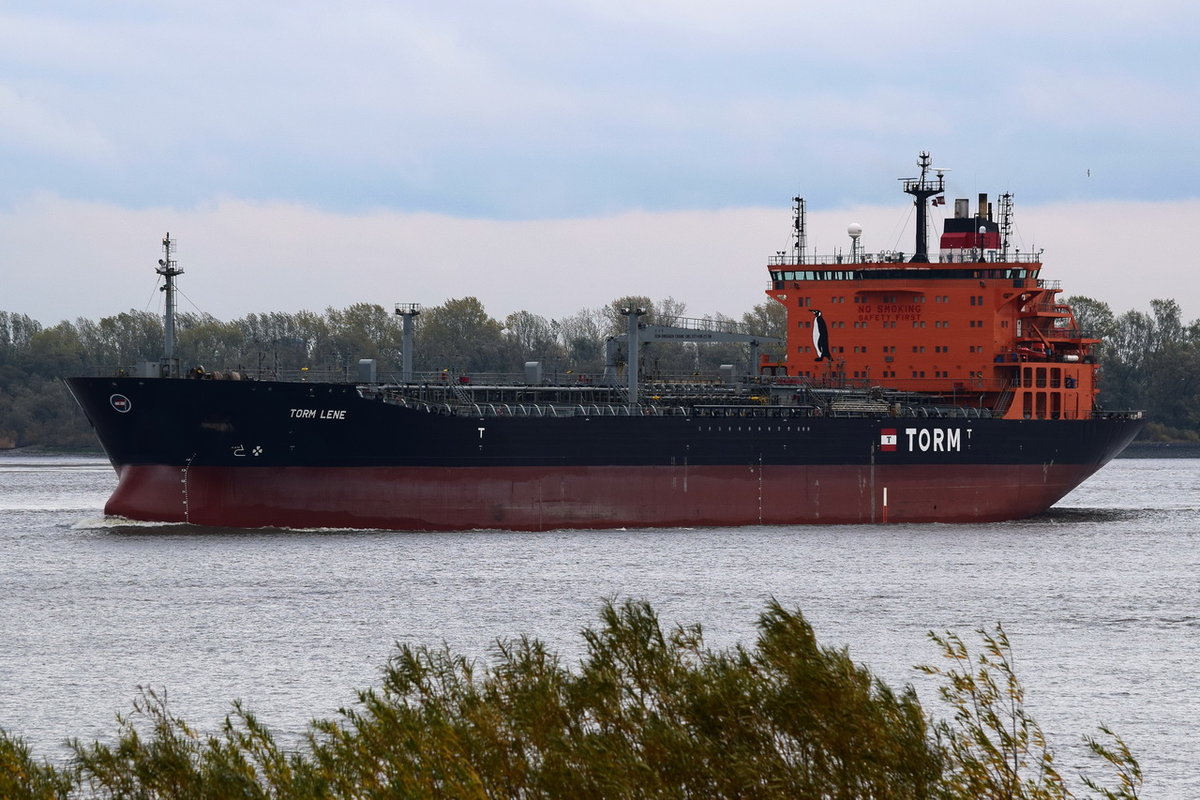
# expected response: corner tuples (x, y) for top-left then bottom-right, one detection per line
(104, 463), (1100, 530)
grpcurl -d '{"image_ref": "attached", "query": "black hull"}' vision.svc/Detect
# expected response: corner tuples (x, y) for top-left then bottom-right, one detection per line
(66, 376), (1143, 530)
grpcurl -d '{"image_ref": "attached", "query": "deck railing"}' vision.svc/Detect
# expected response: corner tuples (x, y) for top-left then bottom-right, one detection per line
(768, 251), (1044, 267)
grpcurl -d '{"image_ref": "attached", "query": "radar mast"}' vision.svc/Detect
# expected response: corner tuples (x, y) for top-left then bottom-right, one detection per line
(900, 152), (946, 263)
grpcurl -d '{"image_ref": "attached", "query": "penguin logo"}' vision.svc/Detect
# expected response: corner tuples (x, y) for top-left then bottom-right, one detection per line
(811, 309), (831, 361)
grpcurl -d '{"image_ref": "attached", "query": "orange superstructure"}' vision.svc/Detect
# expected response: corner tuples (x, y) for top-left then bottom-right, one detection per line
(765, 152), (1099, 421)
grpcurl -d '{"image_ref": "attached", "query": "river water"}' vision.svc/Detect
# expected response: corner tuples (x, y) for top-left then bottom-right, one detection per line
(0, 453), (1195, 797)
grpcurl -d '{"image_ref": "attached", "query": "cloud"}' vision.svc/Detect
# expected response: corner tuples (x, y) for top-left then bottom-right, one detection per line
(0, 85), (114, 162)
(0, 195), (779, 324)
(1012, 69), (1193, 132)
(2, 193), (1196, 330)
(4, 1), (1200, 218)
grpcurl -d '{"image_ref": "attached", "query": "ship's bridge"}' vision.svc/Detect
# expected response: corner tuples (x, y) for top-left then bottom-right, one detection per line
(767, 261), (1042, 288)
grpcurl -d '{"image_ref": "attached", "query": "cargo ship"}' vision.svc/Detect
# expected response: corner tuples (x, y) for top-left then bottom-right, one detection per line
(66, 153), (1143, 530)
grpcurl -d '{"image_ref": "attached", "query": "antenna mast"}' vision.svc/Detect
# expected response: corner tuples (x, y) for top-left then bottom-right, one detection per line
(791, 196), (807, 264)
(998, 192), (1014, 263)
(156, 233), (183, 378)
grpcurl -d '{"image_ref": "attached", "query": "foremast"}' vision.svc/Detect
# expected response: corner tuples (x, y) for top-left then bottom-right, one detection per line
(156, 233), (183, 378)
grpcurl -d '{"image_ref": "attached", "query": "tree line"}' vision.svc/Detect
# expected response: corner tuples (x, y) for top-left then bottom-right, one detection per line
(0, 295), (785, 450)
(0, 599), (1141, 799)
(0, 294), (1196, 450)
(1065, 296), (1200, 440)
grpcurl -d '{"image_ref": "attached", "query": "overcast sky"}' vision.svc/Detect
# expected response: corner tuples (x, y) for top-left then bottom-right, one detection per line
(3, 0), (1198, 327)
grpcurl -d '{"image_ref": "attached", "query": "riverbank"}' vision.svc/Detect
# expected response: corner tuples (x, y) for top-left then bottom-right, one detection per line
(1120, 441), (1200, 458)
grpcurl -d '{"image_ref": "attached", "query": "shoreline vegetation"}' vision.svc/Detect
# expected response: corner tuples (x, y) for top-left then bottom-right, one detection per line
(1115, 441), (1200, 458)
(0, 294), (1198, 450)
(1, 600), (1140, 799)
